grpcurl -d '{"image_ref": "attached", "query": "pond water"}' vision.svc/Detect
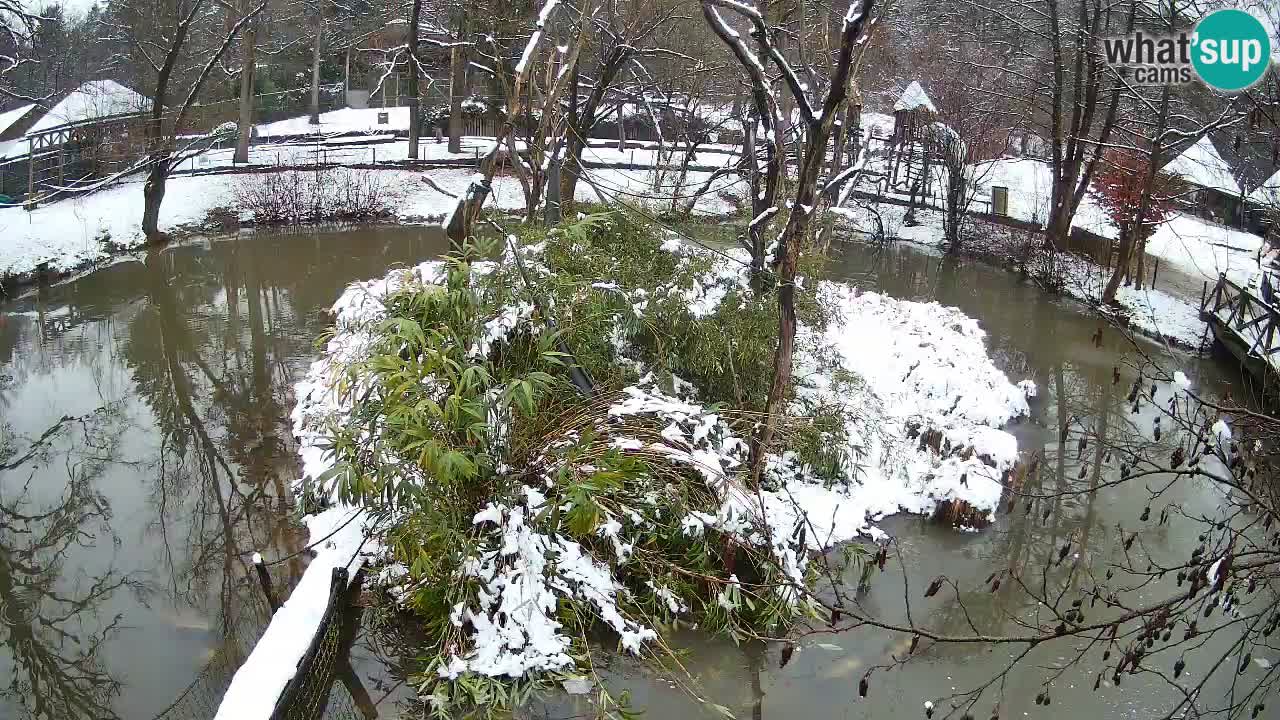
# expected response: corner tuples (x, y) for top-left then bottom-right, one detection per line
(0, 225), (1260, 720)
(0, 226), (447, 720)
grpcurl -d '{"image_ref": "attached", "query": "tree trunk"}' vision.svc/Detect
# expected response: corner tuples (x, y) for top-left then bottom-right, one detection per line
(447, 8), (466, 154)
(558, 66), (583, 212)
(743, 112), (767, 277)
(561, 133), (584, 216)
(142, 156), (171, 242)
(308, 7), (323, 125)
(407, 0), (423, 158)
(846, 100), (861, 166)
(616, 102), (626, 151)
(1134, 237), (1147, 290)
(234, 7), (257, 163)
(1102, 84), (1169, 303)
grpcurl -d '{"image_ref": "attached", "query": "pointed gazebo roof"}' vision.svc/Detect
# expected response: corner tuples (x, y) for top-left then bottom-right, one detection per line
(894, 81), (937, 114)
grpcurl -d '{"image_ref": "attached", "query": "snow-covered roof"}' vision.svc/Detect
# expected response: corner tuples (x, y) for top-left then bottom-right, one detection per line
(894, 81), (936, 113)
(1248, 167), (1280, 206)
(25, 80), (149, 136)
(0, 103), (35, 136)
(1164, 135), (1240, 195)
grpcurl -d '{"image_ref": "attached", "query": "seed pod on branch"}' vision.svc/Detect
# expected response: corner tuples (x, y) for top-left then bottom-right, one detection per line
(925, 577), (944, 597)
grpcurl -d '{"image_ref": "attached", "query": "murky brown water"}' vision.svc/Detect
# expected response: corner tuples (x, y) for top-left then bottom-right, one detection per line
(0, 226), (1262, 720)
(519, 241), (1265, 720)
(0, 225), (447, 720)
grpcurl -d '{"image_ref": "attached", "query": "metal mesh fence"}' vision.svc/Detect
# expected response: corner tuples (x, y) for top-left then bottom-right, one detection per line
(268, 567), (375, 720)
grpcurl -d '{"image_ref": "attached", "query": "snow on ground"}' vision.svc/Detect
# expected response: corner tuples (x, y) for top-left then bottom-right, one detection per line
(0, 173), (237, 277)
(971, 156), (1266, 287)
(0, 161), (746, 281)
(1059, 254), (1207, 348)
(830, 201), (947, 246)
(255, 106), (416, 137)
(860, 112), (896, 143)
(187, 135), (741, 174)
(830, 201), (1207, 348)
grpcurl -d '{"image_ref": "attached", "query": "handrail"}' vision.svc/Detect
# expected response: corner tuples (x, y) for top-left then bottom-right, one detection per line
(1215, 274), (1280, 319)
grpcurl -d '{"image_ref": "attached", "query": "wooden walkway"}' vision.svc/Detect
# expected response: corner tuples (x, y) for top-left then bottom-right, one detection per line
(1200, 273), (1280, 385)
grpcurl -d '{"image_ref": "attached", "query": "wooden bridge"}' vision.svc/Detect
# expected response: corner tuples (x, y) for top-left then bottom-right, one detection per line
(1200, 273), (1280, 386)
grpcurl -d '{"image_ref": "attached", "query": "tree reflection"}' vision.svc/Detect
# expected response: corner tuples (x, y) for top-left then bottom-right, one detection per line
(0, 405), (136, 720)
(121, 243), (305, 671)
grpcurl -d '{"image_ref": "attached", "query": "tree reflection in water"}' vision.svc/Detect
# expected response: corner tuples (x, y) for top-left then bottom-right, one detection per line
(0, 404), (138, 720)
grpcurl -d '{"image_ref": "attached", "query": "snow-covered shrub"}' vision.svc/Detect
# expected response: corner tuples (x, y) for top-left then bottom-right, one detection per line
(293, 212), (1031, 715)
(300, 220), (849, 713)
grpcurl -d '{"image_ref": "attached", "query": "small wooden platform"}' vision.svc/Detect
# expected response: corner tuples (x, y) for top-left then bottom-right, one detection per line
(1200, 273), (1280, 388)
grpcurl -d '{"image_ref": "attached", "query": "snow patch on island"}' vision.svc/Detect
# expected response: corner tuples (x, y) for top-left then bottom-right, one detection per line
(267, 236), (1032, 688)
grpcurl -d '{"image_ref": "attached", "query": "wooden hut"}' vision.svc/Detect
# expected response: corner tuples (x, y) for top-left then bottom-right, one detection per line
(887, 81), (939, 196)
(890, 81), (937, 147)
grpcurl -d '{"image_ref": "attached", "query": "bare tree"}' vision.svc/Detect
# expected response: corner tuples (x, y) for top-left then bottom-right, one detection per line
(308, 0), (324, 125)
(441, 0), (578, 247)
(447, 0), (467, 154)
(103, 0), (270, 240)
(556, 0), (681, 216)
(0, 1), (43, 102)
(406, 0), (424, 156)
(704, 0), (875, 487)
(234, 0), (262, 162)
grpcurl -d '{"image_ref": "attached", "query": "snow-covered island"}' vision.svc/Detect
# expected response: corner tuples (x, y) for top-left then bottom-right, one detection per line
(213, 215), (1036, 717)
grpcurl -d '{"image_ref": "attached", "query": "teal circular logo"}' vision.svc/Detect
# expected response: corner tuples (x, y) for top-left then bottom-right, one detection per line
(1192, 9), (1272, 92)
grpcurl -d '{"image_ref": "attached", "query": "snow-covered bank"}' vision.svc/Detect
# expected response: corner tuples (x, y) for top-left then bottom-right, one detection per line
(971, 157), (1266, 287)
(0, 164), (746, 284)
(273, 228), (1031, 694)
(830, 203), (1207, 350)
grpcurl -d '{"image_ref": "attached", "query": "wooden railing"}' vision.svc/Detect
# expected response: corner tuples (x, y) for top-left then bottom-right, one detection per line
(1201, 273), (1280, 358)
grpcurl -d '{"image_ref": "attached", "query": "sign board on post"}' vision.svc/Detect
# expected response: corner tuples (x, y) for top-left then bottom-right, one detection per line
(377, 112), (389, 125)
(991, 186), (1009, 216)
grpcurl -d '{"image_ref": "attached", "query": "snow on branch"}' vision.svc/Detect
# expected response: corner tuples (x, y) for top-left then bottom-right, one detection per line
(516, 0), (562, 74)
(442, 0), (577, 245)
(702, 0), (816, 127)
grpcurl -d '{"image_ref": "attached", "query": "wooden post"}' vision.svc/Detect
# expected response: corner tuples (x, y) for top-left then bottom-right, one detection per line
(1151, 257), (1159, 289)
(57, 144), (64, 186)
(617, 103), (626, 151)
(27, 137), (34, 201)
(253, 552), (279, 612)
(545, 154), (562, 225)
